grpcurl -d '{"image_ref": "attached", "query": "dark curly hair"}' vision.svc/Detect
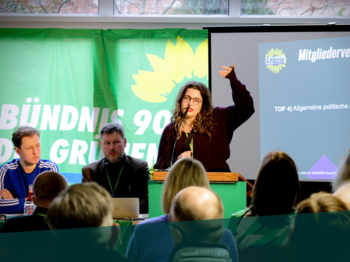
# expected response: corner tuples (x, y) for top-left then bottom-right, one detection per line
(172, 81), (214, 139)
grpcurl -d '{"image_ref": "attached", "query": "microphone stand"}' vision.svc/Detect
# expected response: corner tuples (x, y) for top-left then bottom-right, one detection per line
(170, 106), (190, 168)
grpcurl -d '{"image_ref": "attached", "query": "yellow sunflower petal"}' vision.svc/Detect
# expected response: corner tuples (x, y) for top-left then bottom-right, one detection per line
(194, 39), (208, 80)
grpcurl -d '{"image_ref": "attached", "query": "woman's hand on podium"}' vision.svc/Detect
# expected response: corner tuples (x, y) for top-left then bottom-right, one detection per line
(177, 150), (192, 159)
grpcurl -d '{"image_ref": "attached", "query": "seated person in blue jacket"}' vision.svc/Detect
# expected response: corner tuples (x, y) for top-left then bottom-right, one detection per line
(168, 186), (238, 262)
(0, 126), (59, 214)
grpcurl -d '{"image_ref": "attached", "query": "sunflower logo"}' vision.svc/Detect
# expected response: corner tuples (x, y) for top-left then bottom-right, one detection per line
(265, 48), (287, 74)
(131, 36), (208, 103)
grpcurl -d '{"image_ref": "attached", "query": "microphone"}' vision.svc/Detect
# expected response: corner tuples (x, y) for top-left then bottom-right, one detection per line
(170, 106), (190, 168)
(182, 105), (190, 120)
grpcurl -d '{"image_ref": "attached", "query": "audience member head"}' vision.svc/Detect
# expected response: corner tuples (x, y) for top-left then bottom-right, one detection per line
(297, 191), (348, 213)
(170, 186), (224, 222)
(332, 148), (350, 192)
(45, 182), (113, 230)
(289, 192), (350, 262)
(99, 121), (126, 163)
(33, 171), (68, 208)
(333, 183), (350, 210)
(249, 151), (300, 216)
(45, 183), (121, 256)
(12, 126), (41, 167)
(161, 157), (209, 214)
(169, 186), (224, 246)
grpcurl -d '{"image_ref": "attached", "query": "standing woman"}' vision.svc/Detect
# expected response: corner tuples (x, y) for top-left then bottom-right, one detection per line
(154, 64), (255, 172)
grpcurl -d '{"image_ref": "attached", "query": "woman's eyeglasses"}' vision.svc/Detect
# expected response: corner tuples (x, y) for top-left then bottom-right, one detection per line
(183, 96), (202, 105)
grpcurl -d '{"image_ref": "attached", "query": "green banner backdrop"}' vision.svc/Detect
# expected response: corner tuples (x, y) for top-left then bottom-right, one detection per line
(0, 28), (208, 183)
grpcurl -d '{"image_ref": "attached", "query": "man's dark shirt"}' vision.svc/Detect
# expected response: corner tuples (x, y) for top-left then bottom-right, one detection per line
(82, 154), (150, 213)
(0, 207), (49, 233)
(0, 207), (52, 262)
(102, 155), (127, 196)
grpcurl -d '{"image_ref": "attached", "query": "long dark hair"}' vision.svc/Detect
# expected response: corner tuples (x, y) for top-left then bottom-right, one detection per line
(247, 151), (301, 217)
(172, 81), (214, 139)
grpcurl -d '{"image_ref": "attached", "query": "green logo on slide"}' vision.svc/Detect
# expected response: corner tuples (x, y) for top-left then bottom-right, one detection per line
(265, 48), (287, 74)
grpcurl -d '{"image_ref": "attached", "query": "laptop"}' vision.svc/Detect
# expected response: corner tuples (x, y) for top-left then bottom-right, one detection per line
(111, 198), (139, 219)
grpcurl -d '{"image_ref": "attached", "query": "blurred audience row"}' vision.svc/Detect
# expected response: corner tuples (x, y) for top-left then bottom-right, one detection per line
(0, 148), (350, 262)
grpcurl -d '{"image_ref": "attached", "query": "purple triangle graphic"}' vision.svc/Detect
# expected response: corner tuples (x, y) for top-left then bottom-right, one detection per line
(306, 155), (337, 179)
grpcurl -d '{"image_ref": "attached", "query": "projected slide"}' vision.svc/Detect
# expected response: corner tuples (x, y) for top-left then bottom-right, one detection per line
(259, 36), (350, 180)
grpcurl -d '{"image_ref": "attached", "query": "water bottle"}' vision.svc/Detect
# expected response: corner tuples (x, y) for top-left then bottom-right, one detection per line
(24, 185), (35, 215)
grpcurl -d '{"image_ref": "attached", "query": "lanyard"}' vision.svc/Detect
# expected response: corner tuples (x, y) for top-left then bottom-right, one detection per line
(106, 164), (124, 197)
(35, 213), (45, 217)
(182, 124), (194, 157)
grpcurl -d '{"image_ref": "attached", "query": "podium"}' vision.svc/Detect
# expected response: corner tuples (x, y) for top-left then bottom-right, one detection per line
(148, 172), (253, 219)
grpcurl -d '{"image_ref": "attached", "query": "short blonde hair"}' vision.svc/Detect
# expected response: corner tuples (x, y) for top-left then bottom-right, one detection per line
(289, 192), (350, 262)
(332, 148), (350, 192)
(161, 157), (209, 214)
(45, 182), (113, 229)
(297, 192), (348, 213)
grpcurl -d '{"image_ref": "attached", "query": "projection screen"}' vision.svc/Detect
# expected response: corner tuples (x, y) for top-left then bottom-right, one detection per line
(206, 25), (350, 181)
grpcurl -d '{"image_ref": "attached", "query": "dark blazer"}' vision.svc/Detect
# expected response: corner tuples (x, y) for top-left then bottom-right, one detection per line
(82, 156), (150, 214)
